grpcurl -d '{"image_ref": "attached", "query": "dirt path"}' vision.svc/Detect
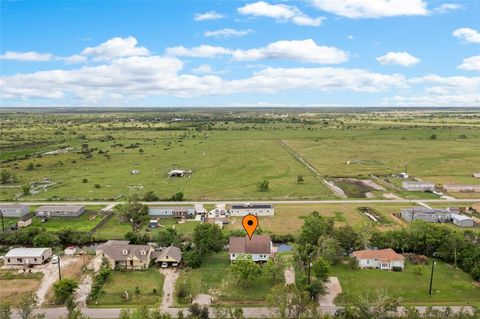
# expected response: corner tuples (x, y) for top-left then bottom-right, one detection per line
(35, 258), (77, 305)
(318, 277), (342, 307)
(284, 266), (295, 285)
(160, 269), (179, 310)
(74, 275), (92, 307)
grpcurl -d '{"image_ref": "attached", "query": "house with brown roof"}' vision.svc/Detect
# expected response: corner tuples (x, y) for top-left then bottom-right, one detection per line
(96, 240), (153, 270)
(228, 235), (273, 262)
(352, 248), (405, 270)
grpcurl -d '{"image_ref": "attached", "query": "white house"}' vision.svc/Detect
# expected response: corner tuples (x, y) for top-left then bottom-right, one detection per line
(0, 205), (30, 218)
(5, 248), (53, 266)
(451, 214), (474, 227)
(443, 184), (480, 193)
(229, 235), (273, 262)
(352, 248), (405, 270)
(230, 204), (274, 216)
(35, 205), (85, 217)
(148, 206), (196, 218)
(402, 181), (435, 191)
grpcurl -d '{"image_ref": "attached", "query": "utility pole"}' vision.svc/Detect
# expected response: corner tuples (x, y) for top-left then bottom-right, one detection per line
(58, 258), (62, 281)
(429, 254), (436, 295)
(0, 211), (4, 232)
(307, 253), (312, 285)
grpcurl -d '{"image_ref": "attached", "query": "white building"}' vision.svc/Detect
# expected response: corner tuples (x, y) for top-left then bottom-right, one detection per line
(402, 181), (435, 191)
(0, 205), (29, 218)
(352, 248), (405, 270)
(148, 206), (196, 218)
(35, 206), (85, 217)
(473, 173), (480, 178)
(229, 235), (273, 262)
(443, 184), (480, 193)
(230, 204), (274, 216)
(5, 248), (53, 266)
(451, 214), (474, 227)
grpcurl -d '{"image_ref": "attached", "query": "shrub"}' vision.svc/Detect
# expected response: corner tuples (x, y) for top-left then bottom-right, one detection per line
(82, 178), (88, 183)
(392, 266), (403, 272)
(94, 184), (101, 188)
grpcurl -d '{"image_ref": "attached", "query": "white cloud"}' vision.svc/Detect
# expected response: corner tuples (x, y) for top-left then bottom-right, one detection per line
(0, 51), (54, 62)
(453, 27), (480, 44)
(166, 45), (231, 58)
(167, 39), (348, 64)
(376, 52), (420, 67)
(63, 55), (88, 64)
(433, 3), (463, 14)
(204, 28), (253, 38)
(459, 55), (480, 71)
(309, 0), (428, 18)
(194, 11), (225, 21)
(347, 35), (354, 40)
(81, 36), (150, 60)
(238, 1), (324, 26)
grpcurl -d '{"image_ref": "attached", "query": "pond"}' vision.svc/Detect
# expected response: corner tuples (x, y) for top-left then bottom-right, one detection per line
(276, 244), (293, 253)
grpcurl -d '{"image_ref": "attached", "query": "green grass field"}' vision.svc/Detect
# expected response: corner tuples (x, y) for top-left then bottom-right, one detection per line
(175, 252), (282, 306)
(2, 110), (479, 201)
(333, 260), (480, 306)
(92, 268), (164, 307)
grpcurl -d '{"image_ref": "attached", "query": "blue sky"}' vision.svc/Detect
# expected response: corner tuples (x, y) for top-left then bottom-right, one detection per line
(1, 0), (479, 107)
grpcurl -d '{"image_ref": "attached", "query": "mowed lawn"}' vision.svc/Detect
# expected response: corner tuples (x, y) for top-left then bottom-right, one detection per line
(225, 203), (411, 235)
(2, 137), (332, 201)
(93, 268), (164, 307)
(175, 252), (282, 306)
(29, 210), (105, 232)
(333, 260), (480, 306)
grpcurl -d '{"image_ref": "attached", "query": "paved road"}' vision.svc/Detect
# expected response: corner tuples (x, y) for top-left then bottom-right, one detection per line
(2, 198), (480, 206)
(10, 305), (475, 319)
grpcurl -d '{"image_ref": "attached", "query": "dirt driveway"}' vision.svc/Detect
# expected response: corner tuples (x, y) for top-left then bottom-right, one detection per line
(34, 257), (77, 305)
(159, 268), (179, 310)
(318, 277), (342, 307)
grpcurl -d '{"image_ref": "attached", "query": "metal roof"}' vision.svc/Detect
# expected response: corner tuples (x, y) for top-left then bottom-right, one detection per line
(5, 248), (51, 258)
(231, 204), (272, 209)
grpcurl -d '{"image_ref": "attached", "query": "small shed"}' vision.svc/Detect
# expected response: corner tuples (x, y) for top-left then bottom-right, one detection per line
(155, 246), (182, 266)
(17, 214), (32, 228)
(64, 246), (78, 256)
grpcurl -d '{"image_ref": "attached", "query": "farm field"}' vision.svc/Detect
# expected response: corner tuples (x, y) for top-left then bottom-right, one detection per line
(1, 110), (479, 202)
(333, 259), (480, 306)
(91, 268), (164, 307)
(175, 252), (281, 306)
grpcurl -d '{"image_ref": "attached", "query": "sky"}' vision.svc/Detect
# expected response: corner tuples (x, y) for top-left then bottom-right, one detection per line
(0, 0), (479, 107)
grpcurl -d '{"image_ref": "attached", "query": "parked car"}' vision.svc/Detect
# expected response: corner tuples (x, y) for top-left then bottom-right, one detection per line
(161, 262), (168, 268)
(51, 255), (59, 264)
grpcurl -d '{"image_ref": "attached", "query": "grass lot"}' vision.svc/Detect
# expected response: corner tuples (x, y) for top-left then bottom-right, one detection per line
(333, 260), (480, 306)
(175, 252), (281, 306)
(92, 214), (132, 240)
(225, 203), (412, 235)
(92, 268), (164, 307)
(29, 210), (105, 232)
(0, 270), (43, 304)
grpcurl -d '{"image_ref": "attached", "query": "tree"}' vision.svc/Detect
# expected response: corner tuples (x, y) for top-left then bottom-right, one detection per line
(333, 225), (362, 253)
(213, 306), (244, 319)
(257, 180), (269, 192)
(0, 170), (14, 184)
(154, 228), (179, 247)
(264, 255), (286, 284)
(0, 302), (11, 319)
(16, 292), (44, 319)
(26, 163), (34, 171)
(22, 185), (30, 196)
(267, 284), (319, 319)
(355, 222), (376, 249)
(297, 175), (304, 184)
(168, 192), (184, 201)
(187, 303), (209, 319)
(317, 235), (343, 265)
(231, 255), (261, 288)
(183, 249), (202, 268)
(312, 257), (330, 283)
(53, 279), (79, 304)
(33, 232), (60, 247)
(297, 212), (334, 247)
(116, 194), (148, 230)
(62, 297), (89, 319)
(192, 223), (224, 257)
(430, 134), (437, 140)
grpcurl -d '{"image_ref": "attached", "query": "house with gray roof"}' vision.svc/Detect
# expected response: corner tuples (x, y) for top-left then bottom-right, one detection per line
(154, 246), (182, 267)
(230, 203), (274, 216)
(229, 235), (273, 262)
(400, 207), (458, 223)
(35, 205), (85, 217)
(0, 204), (29, 218)
(5, 247), (52, 266)
(96, 240), (153, 270)
(451, 214), (474, 227)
